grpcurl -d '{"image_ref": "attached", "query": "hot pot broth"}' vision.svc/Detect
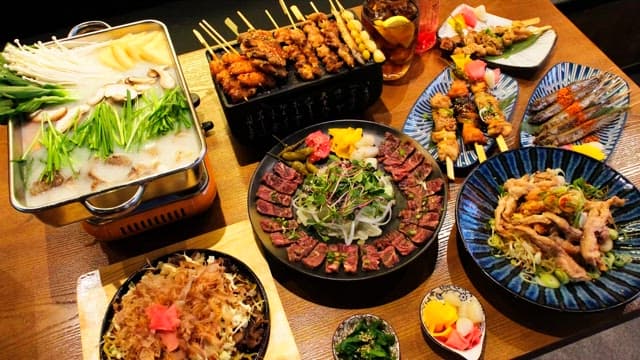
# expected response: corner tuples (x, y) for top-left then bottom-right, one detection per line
(5, 26), (203, 209)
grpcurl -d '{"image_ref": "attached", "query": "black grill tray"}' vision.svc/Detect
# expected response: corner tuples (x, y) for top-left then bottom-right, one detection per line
(207, 50), (383, 150)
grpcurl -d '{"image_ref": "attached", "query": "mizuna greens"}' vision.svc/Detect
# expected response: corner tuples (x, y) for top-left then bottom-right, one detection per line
(293, 157), (395, 245)
(22, 87), (193, 185)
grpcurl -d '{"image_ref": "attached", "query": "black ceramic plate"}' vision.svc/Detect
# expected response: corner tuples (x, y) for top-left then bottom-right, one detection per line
(248, 119), (448, 281)
(99, 249), (270, 359)
(456, 147), (640, 312)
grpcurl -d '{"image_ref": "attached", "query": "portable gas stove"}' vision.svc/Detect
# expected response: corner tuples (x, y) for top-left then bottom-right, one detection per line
(82, 153), (217, 241)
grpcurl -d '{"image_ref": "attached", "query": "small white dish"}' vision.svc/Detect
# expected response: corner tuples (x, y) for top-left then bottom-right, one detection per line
(332, 313), (400, 360)
(419, 285), (486, 360)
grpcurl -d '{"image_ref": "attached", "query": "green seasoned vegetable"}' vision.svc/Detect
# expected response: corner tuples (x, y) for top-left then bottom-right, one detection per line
(335, 318), (397, 360)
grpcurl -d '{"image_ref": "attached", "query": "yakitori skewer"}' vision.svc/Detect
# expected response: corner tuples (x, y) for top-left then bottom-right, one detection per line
(200, 20), (238, 54)
(192, 29), (217, 59)
(290, 5), (305, 21)
(265, 9), (280, 28)
(279, 0), (298, 28)
(430, 92), (459, 180)
(447, 79), (488, 163)
(237, 10), (256, 31)
(309, 1), (320, 13)
(224, 17), (239, 36)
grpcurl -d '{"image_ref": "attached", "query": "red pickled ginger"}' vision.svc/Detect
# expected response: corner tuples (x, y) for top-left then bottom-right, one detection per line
(443, 324), (482, 351)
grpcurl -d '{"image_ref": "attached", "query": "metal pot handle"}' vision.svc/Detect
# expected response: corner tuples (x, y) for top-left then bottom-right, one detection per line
(83, 184), (145, 219)
(68, 20), (111, 37)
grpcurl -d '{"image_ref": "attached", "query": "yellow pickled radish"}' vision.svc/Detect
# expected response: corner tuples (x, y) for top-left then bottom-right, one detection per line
(422, 299), (459, 337)
(373, 15), (416, 48)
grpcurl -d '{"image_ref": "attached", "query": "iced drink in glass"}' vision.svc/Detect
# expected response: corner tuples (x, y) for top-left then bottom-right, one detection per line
(415, 0), (440, 54)
(361, 0), (419, 81)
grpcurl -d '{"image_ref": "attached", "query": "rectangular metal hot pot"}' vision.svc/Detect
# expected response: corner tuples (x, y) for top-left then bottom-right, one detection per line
(5, 20), (208, 226)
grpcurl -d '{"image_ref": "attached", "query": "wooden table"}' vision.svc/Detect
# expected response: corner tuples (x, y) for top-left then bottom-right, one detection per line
(1, 0), (639, 358)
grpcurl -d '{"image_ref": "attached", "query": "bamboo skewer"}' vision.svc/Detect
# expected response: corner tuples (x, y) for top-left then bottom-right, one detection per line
(265, 9), (280, 28)
(237, 10), (256, 30)
(474, 143), (487, 163)
(224, 17), (239, 36)
(199, 20), (237, 54)
(309, 1), (320, 13)
(446, 157), (455, 180)
(279, 0), (298, 28)
(192, 29), (217, 59)
(290, 5), (305, 22)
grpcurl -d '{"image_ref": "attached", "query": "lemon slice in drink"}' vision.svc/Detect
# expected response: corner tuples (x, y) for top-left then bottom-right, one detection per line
(373, 15), (416, 48)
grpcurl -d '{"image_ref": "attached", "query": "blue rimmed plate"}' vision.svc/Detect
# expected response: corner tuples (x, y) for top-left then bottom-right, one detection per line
(402, 66), (518, 172)
(520, 62), (630, 161)
(437, 3), (557, 70)
(456, 147), (640, 312)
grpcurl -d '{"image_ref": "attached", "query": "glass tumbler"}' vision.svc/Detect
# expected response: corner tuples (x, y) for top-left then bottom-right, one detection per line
(361, 0), (419, 81)
(415, 0), (440, 54)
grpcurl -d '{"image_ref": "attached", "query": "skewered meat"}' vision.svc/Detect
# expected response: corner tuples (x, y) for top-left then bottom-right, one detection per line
(448, 79), (487, 145)
(430, 93), (459, 162)
(470, 81), (512, 138)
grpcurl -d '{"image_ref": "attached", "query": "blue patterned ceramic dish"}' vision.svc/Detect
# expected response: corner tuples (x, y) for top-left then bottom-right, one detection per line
(402, 66), (518, 172)
(520, 62), (630, 162)
(456, 147), (640, 312)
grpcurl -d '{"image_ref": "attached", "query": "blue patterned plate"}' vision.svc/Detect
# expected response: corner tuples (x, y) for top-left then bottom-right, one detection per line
(402, 66), (518, 172)
(520, 62), (630, 161)
(456, 147), (640, 312)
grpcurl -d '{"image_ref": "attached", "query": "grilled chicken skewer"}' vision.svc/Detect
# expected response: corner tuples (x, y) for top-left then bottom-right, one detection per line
(470, 80), (512, 152)
(447, 79), (488, 162)
(430, 93), (459, 179)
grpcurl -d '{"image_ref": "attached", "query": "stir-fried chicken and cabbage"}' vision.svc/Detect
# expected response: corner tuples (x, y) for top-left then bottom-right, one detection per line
(488, 168), (631, 288)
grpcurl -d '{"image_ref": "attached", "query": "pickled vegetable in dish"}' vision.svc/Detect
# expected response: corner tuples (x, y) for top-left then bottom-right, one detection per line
(421, 287), (484, 351)
(488, 168), (631, 288)
(101, 251), (269, 360)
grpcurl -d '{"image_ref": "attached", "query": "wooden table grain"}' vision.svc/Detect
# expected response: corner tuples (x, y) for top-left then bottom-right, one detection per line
(1, 0), (639, 359)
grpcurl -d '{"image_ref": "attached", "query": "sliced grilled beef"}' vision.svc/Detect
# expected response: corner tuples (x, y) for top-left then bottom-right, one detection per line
(398, 223), (434, 244)
(378, 132), (401, 162)
(325, 244), (342, 273)
(273, 161), (304, 184)
(385, 151), (425, 182)
(341, 244), (359, 273)
(398, 162), (433, 190)
(259, 218), (299, 232)
(391, 233), (417, 256)
(269, 231), (296, 247)
(382, 140), (415, 167)
(261, 171), (299, 195)
(256, 199), (293, 218)
(256, 184), (293, 206)
(379, 245), (399, 268)
(302, 242), (328, 269)
(286, 234), (319, 262)
(360, 244), (381, 271)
